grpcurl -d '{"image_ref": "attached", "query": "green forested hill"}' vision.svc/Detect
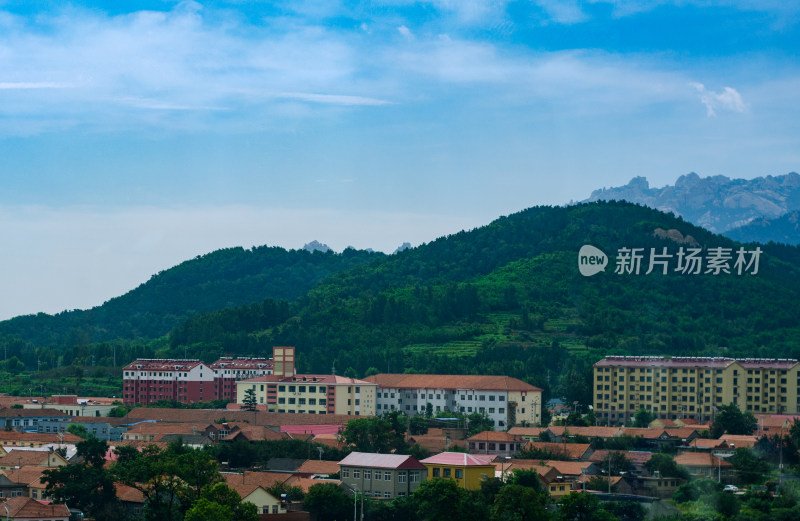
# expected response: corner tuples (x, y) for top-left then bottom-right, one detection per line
(3, 201), (800, 402)
(164, 201), (800, 404)
(0, 246), (383, 348)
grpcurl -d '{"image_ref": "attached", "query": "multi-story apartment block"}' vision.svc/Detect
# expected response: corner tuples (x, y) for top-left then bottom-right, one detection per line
(338, 453), (427, 499)
(235, 346), (377, 416)
(364, 374), (542, 428)
(122, 355), (274, 406)
(594, 356), (800, 424)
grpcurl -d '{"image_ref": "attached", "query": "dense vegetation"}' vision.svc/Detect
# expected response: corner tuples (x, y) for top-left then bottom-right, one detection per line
(0, 246), (382, 345)
(2, 201), (800, 404)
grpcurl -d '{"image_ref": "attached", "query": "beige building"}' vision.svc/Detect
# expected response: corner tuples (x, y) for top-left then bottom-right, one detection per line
(364, 374), (542, 428)
(594, 356), (800, 424)
(236, 374), (377, 416)
(235, 346), (377, 416)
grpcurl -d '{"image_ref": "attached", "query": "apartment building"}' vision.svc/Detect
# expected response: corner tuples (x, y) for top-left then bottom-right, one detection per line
(122, 355), (274, 406)
(364, 374), (542, 428)
(594, 356), (800, 424)
(338, 453), (427, 499)
(235, 346), (377, 416)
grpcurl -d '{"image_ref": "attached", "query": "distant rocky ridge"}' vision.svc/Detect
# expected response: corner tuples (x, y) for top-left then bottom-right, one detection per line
(585, 172), (800, 244)
(726, 210), (800, 245)
(303, 240), (332, 253)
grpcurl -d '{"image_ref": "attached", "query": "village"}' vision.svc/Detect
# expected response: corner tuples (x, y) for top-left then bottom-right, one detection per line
(0, 347), (796, 520)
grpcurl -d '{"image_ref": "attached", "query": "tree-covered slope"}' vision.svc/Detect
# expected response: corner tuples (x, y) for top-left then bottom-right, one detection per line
(0, 246), (384, 346)
(165, 201), (800, 403)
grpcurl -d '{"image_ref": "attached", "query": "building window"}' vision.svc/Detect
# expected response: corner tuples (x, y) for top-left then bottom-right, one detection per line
(342, 469), (350, 478)
(364, 470), (371, 480)
(443, 468), (451, 478)
(398, 472), (407, 483)
(433, 468), (440, 477)
(353, 470), (360, 478)
(385, 471), (391, 480)
(455, 469), (463, 479)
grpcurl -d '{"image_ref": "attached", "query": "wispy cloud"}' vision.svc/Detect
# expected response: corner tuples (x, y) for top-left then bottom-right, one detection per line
(272, 92), (392, 106)
(692, 83), (747, 117)
(0, 82), (71, 89)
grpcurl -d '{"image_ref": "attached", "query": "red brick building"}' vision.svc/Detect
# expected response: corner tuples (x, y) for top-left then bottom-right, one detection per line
(122, 356), (274, 406)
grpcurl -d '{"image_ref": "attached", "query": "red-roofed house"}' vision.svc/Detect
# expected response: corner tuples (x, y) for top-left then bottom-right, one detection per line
(3, 495), (70, 521)
(466, 431), (524, 458)
(674, 452), (732, 481)
(339, 452), (426, 499)
(420, 452), (495, 490)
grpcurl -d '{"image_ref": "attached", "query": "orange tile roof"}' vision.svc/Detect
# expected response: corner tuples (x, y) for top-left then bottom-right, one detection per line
(507, 427), (548, 438)
(5, 495), (70, 518)
(295, 460), (340, 475)
(674, 452), (731, 468)
(717, 435), (757, 448)
(310, 434), (345, 450)
(467, 431), (522, 442)
(364, 374), (542, 392)
(0, 450), (62, 467)
(539, 460), (593, 476)
(0, 431), (81, 444)
(545, 426), (622, 438)
(116, 483), (146, 503)
(284, 476), (340, 493)
(3, 466), (48, 487)
(220, 471), (290, 490)
(523, 442), (591, 460)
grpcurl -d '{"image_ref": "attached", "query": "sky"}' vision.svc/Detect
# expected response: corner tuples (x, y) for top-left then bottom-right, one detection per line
(1, 0), (799, 320)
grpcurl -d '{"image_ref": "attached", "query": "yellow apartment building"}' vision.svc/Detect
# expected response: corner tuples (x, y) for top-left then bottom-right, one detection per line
(235, 374), (376, 416)
(419, 452), (495, 490)
(234, 346), (376, 416)
(594, 356), (800, 425)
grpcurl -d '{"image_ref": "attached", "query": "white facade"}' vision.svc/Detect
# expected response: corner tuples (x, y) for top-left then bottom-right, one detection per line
(376, 387), (515, 428)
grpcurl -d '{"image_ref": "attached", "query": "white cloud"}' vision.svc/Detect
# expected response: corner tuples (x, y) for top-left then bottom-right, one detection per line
(397, 25), (413, 37)
(692, 83), (747, 117)
(532, 0), (588, 24)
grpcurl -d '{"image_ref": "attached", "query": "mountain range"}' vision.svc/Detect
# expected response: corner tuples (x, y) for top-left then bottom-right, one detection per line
(584, 172), (800, 244)
(2, 200), (799, 405)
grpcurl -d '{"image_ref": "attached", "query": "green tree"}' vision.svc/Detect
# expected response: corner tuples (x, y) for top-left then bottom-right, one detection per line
(67, 423), (91, 439)
(303, 483), (352, 521)
(339, 416), (406, 453)
(184, 482), (258, 521)
(729, 448), (771, 485)
(409, 415), (429, 435)
(414, 478), (469, 521)
(114, 441), (221, 521)
(632, 408), (656, 428)
(242, 387), (257, 412)
(43, 437), (124, 521)
(508, 468), (544, 493)
(645, 453), (690, 480)
(491, 484), (549, 521)
(556, 492), (616, 521)
(710, 403), (758, 437)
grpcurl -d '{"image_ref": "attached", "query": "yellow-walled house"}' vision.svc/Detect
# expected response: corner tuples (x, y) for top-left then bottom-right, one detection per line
(420, 452), (495, 490)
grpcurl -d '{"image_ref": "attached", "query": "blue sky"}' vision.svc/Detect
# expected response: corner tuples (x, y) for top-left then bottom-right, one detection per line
(1, 0), (799, 319)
